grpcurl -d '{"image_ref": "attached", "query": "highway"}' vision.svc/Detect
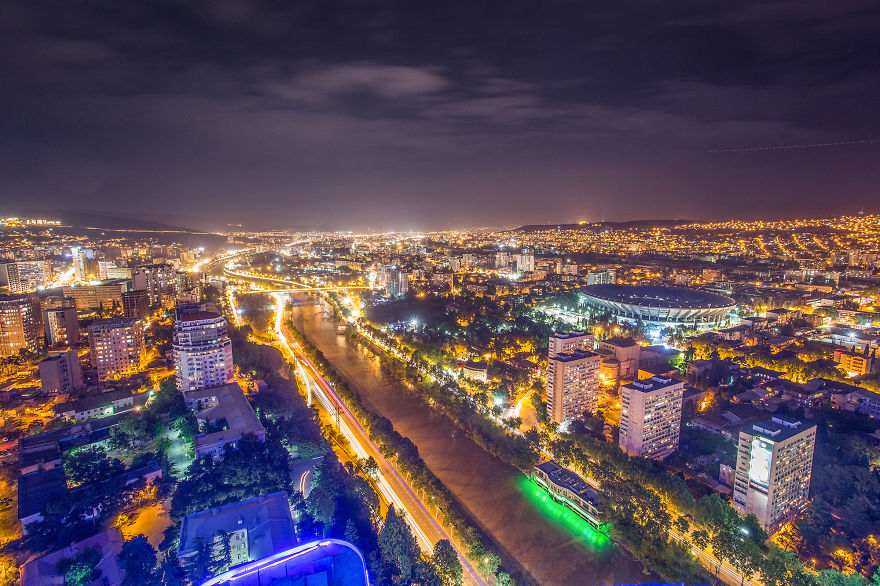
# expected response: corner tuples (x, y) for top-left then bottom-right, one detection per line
(224, 267), (370, 292)
(270, 293), (487, 586)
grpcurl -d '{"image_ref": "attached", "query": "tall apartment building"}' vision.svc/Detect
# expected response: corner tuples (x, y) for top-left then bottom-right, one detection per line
(547, 350), (601, 424)
(71, 247), (95, 282)
(122, 289), (150, 320)
(732, 416), (816, 533)
(133, 263), (176, 305)
(384, 266), (409, 298)
(38, 350), (83, 394)
(517, 249), (535, 273)
(548, 330), (594, 359)
(0, 294), (42, 357)
(587, 269), (616, 286)
(0, 260), (51, 293)
(88, 318), (145, 379)
(42, 298), (79, 347)
(619, 376), (684, 460)
(173, 305), (234, 392)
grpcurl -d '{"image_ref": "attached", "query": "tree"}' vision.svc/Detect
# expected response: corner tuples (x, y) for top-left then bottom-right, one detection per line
(56, 547), (102, 586)
(432, 539), (463, 586)
(816, 570), (869, 586)
(344, 519), (360, 548)
(358, 456), (378, 477)
(305, 486), (335, 534)
(119, 535), (158, 585)
(64, 446), (124, 486)
(761, 547), (813, 586)
(378, 506), (420, 583)
(477, 551), (501, 578)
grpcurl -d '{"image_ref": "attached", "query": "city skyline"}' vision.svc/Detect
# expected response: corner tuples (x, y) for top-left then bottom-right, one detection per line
(2, 1), (880, 230)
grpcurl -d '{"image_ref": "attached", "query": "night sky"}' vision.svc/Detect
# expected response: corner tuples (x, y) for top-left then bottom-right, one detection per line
(1, 1), (879, 231)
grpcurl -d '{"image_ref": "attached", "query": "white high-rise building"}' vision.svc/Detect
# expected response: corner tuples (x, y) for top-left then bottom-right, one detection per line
(173, 304), (234, 392)
(619, 376), (683, 460)
(495, 251), (511, 271)
(71, 247), (94, 283)
(587, 269), (616, 286)
(0, 261), (51, 293)
(548, 331), (594, 359)
(546, 350), (600, 424)
(732, 416), (816, 533)
(517, 249), (535, 273)
(384, 266), (409, 298)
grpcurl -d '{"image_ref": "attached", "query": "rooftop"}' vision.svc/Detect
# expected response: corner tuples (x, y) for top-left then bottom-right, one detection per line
(749, 416), (815, 442)
(178, 491), (296, 562)
(550, 349), (599, 362)
(534, 460), (601, 506)
(550, 330), (590, 340)
(201, 539), (369, 586)
(21, 528), (125, 586)
(185, 382), (266, 453)
(625, 376), (683, 393)
(600, 336), (638, 348)
(583, 284), (736, 309)
(18, 467), (67, 519)
(55, 389), (139, 415)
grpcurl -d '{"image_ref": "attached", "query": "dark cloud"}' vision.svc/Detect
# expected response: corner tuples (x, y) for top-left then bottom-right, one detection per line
(0, 0), (879, 230)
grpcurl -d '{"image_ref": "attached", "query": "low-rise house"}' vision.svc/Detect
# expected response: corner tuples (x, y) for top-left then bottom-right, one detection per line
(184, 382), (266, 459)
(460, 360), (488, 382)
(54, 389), (137, 422)
(17, 467), (67, 530)
(178, 492), (296, 571)
(20, 527), (126, 586)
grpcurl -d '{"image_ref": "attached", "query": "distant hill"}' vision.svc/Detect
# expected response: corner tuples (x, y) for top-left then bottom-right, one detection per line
(7, 209), (206, 233)
(514, 219), (692, 232)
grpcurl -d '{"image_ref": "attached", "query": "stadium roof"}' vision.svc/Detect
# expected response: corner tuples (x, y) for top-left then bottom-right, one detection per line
(582, 285), (735, 310)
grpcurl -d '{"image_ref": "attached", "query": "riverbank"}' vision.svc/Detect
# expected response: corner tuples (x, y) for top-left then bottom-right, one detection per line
(290, 300), (654, 585)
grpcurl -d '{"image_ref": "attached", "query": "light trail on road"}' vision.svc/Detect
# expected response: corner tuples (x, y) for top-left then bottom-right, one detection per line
(269, 292), (486, 586)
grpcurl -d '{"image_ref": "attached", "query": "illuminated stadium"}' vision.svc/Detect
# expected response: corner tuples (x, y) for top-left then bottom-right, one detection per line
(579, 284), (736, 329)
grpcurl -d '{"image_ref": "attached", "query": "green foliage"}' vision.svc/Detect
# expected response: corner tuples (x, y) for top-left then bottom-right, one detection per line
(64, 446), (125, 486)
(119, 534), (158, 585)
(170, 435), (291, 519)
(56, 547), (102, 586)
(146, 377), (187, 419)
(377, 506), (421, 584)
(305, 486), (336, 533)
(432, 539), (463, 586)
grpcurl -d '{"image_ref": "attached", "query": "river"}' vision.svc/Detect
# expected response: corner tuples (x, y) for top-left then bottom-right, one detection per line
(290, 300), (655, 586)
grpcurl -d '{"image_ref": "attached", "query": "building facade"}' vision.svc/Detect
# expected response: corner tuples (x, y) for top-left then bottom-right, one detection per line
(547, 350), (601, 424)
(38, 350), (83, 394)
(619, 376), (684, 460)
(88, 317), (145, 379)
(173, 305), (234, 392)
(732, 416), (816, 533)
(586, 269), (616, 286)
(833, 347), (877, 376)
(0, 260), (51, 293)
(0, 294), (42, 357)
(42, 301), (79, 347)
(122, 289), (150, 320)
(596, 337), (641, 380)
(548, 330), (594, 359)
(133, 263), (176, 305)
